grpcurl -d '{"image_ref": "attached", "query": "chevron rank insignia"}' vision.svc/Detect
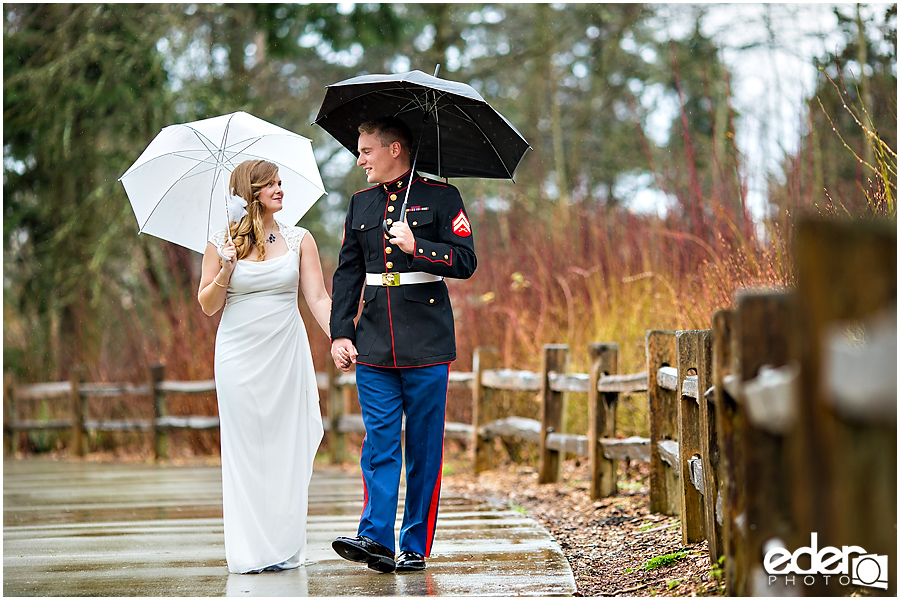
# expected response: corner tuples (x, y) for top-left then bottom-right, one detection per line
(452, 209), (471, 237)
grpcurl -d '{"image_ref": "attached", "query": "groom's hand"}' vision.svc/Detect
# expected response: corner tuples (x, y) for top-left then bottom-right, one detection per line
(387, 221), (415, 254)
(331, 337), (358, 372)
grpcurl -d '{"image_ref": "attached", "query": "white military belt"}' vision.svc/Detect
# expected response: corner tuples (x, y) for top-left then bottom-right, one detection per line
(366, 272), (443, 287)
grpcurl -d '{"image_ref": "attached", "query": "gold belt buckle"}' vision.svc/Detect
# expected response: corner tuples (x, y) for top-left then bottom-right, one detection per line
(382, 273), (399, 287)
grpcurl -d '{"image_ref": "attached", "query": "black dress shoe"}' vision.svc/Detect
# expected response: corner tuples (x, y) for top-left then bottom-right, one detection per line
(396, 550), (426, 571)
(332, 535), (396, 573)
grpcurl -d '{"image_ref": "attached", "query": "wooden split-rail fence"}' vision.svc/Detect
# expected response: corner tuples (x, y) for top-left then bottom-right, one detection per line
(4, 219), (895, 596)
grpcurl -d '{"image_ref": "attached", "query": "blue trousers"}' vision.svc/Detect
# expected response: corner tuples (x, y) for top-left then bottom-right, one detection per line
(355, 362), (448, 557)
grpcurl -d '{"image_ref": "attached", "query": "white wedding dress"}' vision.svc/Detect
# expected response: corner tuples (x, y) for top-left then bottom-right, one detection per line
(210, 221), (324, 574)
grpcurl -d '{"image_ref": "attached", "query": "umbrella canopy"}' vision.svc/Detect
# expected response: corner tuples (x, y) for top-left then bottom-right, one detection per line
(120, 111), (326, 254)
(313, 70), (530, 181)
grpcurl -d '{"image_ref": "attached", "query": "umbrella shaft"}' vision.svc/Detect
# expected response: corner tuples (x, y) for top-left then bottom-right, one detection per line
(383, 132), (422, 235)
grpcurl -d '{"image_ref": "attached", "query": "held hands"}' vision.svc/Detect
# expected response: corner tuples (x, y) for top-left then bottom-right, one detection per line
(387, 221), (416, 254)
(331, 338), (358, 372)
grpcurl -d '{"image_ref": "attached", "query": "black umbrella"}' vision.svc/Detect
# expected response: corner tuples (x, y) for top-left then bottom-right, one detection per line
(313, 67), (531, 232)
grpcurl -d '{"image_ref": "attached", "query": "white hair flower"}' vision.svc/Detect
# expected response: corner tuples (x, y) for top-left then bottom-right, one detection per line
(226, 192), (248, 223)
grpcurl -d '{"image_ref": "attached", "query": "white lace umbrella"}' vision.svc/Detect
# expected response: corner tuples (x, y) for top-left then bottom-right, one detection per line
(119, 111), (326, 254)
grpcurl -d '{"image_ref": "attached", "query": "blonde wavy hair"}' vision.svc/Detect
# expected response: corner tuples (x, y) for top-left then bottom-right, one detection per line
(226, 159), (279, 262)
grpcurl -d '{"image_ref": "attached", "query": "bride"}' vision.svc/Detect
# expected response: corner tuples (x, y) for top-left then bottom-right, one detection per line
(198, 159), (348, 574)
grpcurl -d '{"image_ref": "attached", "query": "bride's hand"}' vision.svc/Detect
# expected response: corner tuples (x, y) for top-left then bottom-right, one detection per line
(220, 239), (237, 274)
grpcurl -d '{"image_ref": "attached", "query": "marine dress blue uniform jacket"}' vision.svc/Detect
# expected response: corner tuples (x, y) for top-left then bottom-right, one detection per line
(330, 170), (477, 367)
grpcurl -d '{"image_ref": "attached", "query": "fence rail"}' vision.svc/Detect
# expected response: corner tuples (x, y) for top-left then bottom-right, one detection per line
(3, 365), (646, 453)
(3, 219), (895, 597)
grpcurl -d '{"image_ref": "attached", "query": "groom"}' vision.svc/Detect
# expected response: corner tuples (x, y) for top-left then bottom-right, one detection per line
(329, 116), (477, 573)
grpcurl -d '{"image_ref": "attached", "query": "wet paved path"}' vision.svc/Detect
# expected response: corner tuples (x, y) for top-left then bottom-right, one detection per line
(4, 459), (575, 596)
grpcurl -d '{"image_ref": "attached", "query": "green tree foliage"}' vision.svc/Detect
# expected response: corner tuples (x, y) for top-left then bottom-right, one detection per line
(774, 3), (897, 217)
(4, 4), (177, 378)
(459, 4), (661, 217)
(653, 13), (747, 237)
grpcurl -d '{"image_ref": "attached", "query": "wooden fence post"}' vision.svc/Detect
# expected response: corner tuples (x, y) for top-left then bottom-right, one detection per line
(735, 290), (796, 596)
(149, 364), (167, 461)
(538, 344), (568, 484)
(675, 330), (711, 545)
(794, 218), (896, 596)
(70, 365), (87, 457)
(713, 309), (743, 594)
(4, 372), (16, 455)
(588, 343), (618, 499)
(328, 359), (346, 464)
(696, 331), (722, 565)
(472, 347), (498, 474)
(647, 330), (679, 515)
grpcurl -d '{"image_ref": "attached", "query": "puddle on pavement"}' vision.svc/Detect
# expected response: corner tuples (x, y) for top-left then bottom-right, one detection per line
(5, 505), (224, 528)
(4, 460), (575, 597)
(41, 557), (226, 573)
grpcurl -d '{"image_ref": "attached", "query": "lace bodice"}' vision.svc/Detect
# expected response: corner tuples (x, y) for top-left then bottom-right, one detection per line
(209, 220), (307, 256)
(279, 221), (307, 253)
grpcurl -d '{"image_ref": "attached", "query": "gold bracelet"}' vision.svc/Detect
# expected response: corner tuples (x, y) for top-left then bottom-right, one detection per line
(213, 279), (227, 288)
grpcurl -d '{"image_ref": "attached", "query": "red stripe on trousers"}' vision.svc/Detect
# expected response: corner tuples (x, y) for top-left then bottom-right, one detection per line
(360, 435), (368, 519)
(424, 364), (450, 557)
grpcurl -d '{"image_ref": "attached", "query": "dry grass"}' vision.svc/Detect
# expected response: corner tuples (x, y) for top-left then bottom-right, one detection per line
(8, 202), (794, 456)
(447, 205), (793, 435)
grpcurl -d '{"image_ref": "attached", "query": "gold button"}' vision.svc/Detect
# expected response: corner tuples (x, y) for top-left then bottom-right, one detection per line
(390, 194), (397, 201)
(385, 247), (392, 254)
(360, 224), (365, 229)
(388, 205), (395, 212)
(423, 178), (429, 182)
(419, 249), (424, 253)
(386, 261), (393, 269)
(431, 251), (436, 256)
(444, 255), (449, 259)
(412, 221), (418, 226)
(429, 299), (434, 304)
(386, 218), (393, 225)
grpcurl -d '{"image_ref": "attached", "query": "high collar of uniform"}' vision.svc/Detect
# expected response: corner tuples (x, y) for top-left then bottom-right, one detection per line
(381, 169), (415, 193)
